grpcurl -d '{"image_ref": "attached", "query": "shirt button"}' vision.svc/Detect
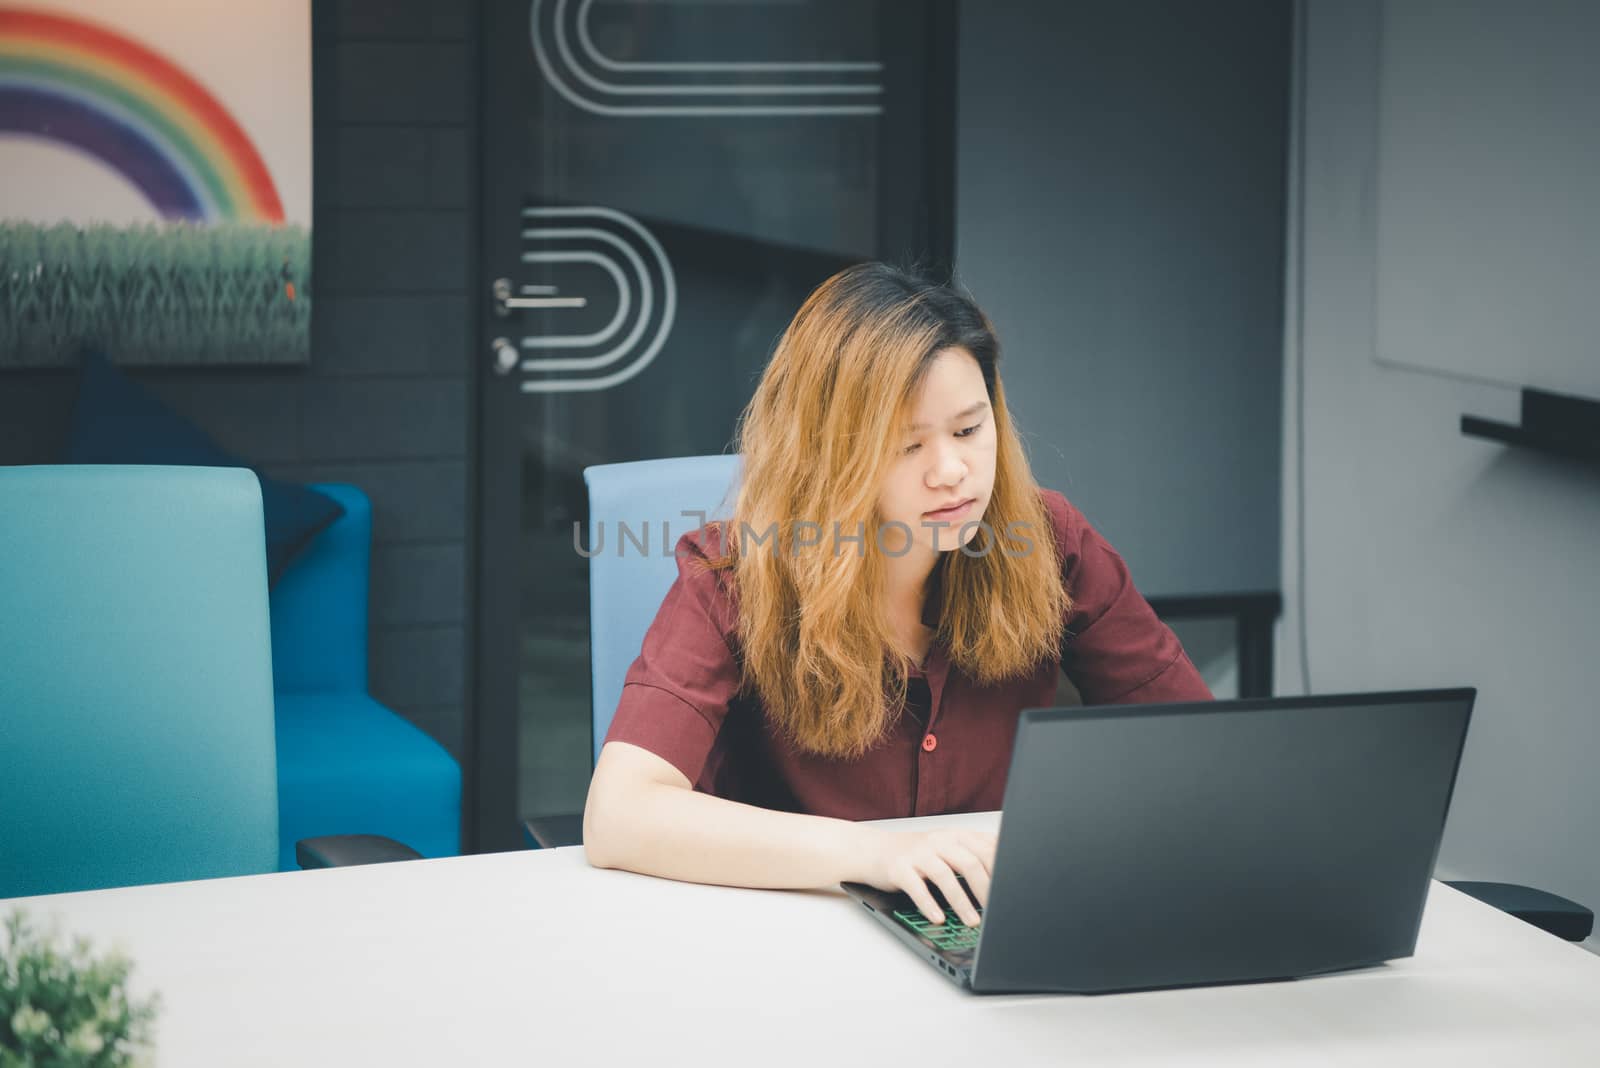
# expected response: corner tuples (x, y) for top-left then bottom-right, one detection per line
(922, 733), (938, 752)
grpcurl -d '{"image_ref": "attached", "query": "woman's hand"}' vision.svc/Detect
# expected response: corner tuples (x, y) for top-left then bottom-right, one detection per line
(853, 826), (997, 927)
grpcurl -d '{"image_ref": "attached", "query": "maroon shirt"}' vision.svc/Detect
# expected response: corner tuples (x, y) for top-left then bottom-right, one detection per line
(602, 488), (1213, 820)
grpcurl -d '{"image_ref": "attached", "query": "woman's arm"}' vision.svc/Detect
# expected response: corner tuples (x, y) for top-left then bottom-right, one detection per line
(584, 741), (871, 887)
(584, 741), (994, 927)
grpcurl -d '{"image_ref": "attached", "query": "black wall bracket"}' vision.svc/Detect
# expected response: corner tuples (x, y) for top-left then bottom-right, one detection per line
(1461, 387), (1600, 468)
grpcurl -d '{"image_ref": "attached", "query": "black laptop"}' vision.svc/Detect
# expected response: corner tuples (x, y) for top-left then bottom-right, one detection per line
(841, 688), (1475, 994)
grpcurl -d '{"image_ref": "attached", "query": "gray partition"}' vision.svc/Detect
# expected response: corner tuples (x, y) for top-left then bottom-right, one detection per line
(955, 0), (1289, 598)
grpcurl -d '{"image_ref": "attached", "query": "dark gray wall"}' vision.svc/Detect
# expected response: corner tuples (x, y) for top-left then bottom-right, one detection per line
(956, 0), (1288, 597)
(0, 0), (476, 759)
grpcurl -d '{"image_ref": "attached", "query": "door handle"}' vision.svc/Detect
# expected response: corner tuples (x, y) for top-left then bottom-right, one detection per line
(493, 277), (587, 317)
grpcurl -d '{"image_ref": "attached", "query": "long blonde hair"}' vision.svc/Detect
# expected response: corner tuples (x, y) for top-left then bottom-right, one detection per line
(709, 263), (1067, 759)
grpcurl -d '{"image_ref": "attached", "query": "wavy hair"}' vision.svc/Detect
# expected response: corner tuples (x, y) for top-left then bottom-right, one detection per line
(708, 262), (1067, 760)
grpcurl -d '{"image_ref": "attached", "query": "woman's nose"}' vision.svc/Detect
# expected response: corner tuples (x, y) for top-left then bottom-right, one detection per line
(925, 439), (967, 488)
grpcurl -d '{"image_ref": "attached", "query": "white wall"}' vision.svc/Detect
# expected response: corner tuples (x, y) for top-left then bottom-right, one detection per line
(1372, 0), (1600, 397)
(1284, 0), (1600, 935)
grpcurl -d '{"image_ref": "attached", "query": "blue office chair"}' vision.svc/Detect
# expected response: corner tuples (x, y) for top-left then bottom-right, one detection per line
(0, 466), (420, 899)
(524, 454), (742, 848)
(271, 483), (461, 870)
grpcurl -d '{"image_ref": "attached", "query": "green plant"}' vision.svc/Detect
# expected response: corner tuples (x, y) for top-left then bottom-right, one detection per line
(0, 910), (159, 1067)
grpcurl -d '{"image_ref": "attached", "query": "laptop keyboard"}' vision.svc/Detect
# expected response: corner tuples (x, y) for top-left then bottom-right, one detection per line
(896, 895), (979, 952)
(892, 906), (983, 951)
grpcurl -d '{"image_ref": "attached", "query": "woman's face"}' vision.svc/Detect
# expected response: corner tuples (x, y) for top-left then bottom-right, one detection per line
(876, 346), (997, 559)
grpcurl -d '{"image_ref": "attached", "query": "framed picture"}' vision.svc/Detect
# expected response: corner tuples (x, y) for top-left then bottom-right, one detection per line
(0, 1), (312, 366)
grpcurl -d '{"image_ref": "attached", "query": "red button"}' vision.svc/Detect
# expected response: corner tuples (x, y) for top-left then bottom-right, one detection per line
(922, 733), (938, 752)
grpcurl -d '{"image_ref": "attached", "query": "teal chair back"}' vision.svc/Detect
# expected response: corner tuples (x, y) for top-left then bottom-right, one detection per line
(0, 465), (280, 898)
(584, 455), (742, 764)
(270, 482), (370, 694)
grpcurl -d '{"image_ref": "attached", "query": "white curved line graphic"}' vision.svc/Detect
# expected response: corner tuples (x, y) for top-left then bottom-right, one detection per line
(518, 227), (650, 372)
(577, 0), (882, 73)
(560, 0), (879, 94)
(519, 248), (631, 351)
(528, 0), (883, 117)
(519, 205), (677, 393)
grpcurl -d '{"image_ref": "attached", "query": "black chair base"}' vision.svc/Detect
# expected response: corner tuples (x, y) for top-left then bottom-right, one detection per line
(1446, 880), (1594, 942)
(524, 813), (584, 849)
(296, 834), (423, 870)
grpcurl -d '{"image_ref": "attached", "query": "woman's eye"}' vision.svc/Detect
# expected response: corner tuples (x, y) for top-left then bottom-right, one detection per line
(956, 422), (984, 438)
(902, 442), (921, 455)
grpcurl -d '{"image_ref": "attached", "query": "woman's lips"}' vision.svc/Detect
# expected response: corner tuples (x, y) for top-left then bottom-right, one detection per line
(923, 498), (975, 522)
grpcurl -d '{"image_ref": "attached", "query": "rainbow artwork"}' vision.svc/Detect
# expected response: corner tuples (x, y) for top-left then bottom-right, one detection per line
(0, 3), (311, 366)
(0, 6), (283, 222)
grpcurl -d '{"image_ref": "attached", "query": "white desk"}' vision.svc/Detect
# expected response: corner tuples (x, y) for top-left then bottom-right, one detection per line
(6, 812), (1600, 1066)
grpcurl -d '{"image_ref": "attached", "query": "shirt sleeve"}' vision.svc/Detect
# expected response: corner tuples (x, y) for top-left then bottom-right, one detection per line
(600, 527), (743, 785)
(1041, 489), (1215, 705)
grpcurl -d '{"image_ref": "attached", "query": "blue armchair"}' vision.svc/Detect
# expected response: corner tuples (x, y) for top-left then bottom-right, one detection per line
(269, 483), (461, 870)
(0, 465), (432, 898)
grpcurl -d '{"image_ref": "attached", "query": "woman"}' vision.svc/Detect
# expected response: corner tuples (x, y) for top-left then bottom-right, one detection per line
(583, 262), (1212, 928)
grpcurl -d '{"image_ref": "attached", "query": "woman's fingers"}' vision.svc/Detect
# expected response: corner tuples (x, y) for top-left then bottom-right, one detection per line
(875, 828), (1001, 927)
(942, 845), (991, 910)
(899, 867), (949, 926)
(923, 861), (983, 928)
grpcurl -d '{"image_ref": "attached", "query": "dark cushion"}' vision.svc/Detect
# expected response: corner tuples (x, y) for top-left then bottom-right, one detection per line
(62, 349), (344, 584)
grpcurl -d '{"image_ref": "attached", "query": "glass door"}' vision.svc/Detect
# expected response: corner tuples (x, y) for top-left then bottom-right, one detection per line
(473, 0), (955, 850)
